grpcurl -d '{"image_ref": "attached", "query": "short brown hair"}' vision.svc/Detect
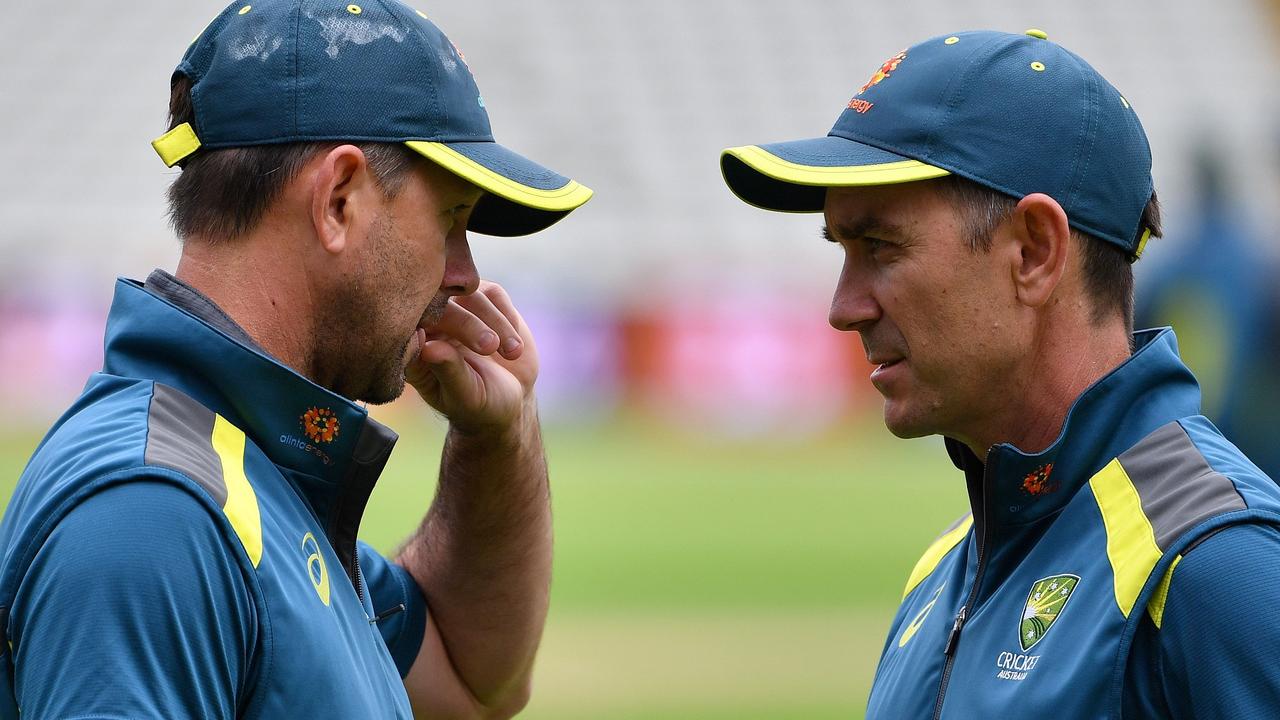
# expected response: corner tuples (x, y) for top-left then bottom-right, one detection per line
(164, 75), (420, 242)
(935, 176), (1162, 334)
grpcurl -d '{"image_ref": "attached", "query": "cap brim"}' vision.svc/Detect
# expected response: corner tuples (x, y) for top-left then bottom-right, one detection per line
(721, 136), (950, 213)
(407, 141), (593, 236)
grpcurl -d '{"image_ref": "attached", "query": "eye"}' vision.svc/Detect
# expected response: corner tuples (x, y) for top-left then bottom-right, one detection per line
(442, 202), (473, 226)
(864, 236), (889, 252)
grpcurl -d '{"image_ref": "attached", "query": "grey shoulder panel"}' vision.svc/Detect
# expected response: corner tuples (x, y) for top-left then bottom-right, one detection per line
(144, 383), (228, 506)
(1118, 421), (1246, 551)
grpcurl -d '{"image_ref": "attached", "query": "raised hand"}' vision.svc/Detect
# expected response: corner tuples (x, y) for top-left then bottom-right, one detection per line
(404, 280), (539, 435)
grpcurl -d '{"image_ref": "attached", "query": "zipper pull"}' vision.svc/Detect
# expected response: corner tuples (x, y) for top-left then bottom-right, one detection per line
(944, 606), (967, 656)
(370, 603), (406, 625)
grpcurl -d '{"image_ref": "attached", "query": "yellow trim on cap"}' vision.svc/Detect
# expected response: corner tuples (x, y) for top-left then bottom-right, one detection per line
(1090, 458), (1162, 617)
(1134, 227), (1153, 258)
(212, 415), (263, 568)
(902, 515), (973, 599)
(152, 122), (202, 167)
(406, 141), (593, 211)
(723, 145), (950, 188)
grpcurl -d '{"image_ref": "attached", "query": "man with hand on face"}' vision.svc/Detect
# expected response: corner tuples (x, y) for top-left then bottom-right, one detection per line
(722, 29), (1280, 719)
(0, 2), (590, 718)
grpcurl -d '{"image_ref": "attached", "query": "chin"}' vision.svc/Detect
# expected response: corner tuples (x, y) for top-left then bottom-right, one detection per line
(358, 377), (407, 406)
(881, 402), (936, 440)
(345, 341), (412, 406)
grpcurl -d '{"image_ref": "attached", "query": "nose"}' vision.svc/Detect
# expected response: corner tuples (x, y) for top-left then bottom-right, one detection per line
(828, 258), (881, 332)
(441, 227), (480, 297)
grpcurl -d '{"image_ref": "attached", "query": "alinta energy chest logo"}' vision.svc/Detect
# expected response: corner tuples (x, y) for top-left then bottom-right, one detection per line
(301, 406), (340, 444)
(847, 49), (907, 114)
(279, 406), (339, 466)
(1022, 463), (1058, 497)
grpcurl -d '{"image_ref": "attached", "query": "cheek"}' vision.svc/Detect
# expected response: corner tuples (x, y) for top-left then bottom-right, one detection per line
(932, 283), (1024, 393)
(890, 269), (1012, 371)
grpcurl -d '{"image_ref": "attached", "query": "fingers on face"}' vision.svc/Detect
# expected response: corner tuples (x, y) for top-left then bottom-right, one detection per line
(476, 281), (530, 338)
(418, 338), (471, 384)
(425, 300), (501, 356)
(406, 336), (486, 410)
(429, 281), (525, 360)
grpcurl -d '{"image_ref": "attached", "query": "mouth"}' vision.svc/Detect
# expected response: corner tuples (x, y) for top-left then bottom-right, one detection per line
(868, 356), (905, 371)
(868, 356), (907, 387)
(417, 295), (450, 331)
(403, 327), (427, 367)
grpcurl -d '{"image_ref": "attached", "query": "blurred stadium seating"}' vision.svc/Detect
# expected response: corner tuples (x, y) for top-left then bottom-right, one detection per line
(3, 0), (1280, 443)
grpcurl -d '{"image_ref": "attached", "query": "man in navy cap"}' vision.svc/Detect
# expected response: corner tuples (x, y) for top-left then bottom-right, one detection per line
(0, 1), (589, 717)
(722, 29), (1280, 718)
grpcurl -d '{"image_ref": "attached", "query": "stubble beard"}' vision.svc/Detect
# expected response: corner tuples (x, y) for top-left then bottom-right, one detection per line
(311, 290), (411, 406)
(312, 229), (448, 406)
(351, 291), (452, 406)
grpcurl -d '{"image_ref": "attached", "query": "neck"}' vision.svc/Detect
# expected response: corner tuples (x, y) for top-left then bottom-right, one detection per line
(965, 317), (1131, 461)
(175, 233), (319, 381)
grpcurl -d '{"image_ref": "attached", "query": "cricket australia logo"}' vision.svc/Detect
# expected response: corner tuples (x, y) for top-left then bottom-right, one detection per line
(1020, 574), (1079, 651)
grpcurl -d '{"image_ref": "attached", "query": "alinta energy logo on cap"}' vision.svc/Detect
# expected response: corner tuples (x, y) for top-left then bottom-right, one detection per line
(720, 29), (1156, 258)
(848, 48), (908, 114)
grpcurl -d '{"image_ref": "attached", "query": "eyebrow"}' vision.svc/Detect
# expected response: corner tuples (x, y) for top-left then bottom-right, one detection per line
(822, 216), (913, 244)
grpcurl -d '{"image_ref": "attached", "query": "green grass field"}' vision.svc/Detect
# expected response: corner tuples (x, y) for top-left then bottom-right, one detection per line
(0, 412), (966, 719)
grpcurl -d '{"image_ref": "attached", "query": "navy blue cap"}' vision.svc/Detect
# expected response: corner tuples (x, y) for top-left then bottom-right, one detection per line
(722, 30), (1155, 256)
(152, 0), (591, 236)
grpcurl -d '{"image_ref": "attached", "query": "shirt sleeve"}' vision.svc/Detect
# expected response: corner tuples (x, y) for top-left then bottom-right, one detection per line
(1157, 522), (1280, 719)
(10, 480), (256, 719)
(358, 541), (428, 677)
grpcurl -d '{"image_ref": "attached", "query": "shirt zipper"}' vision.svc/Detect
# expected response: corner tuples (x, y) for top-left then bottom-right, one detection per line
(351, 543), (365, 605)
(932, 453), (995, 720)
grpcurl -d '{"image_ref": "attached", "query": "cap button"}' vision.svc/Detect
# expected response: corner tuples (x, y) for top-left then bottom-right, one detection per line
(1025, 28), (1048, 40)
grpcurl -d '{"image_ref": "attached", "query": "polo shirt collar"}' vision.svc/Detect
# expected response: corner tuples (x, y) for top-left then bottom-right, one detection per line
(102, 276), (398, 487)
(945, 328), (1201, 528)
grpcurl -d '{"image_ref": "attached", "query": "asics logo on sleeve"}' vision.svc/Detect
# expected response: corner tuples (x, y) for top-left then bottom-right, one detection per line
(899, 584), (946, 648)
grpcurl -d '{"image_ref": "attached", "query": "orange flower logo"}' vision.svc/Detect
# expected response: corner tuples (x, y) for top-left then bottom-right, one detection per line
(1022, 463), (1057, 497)
(301, 407), (340, 444)
(858, 49), (908, 95)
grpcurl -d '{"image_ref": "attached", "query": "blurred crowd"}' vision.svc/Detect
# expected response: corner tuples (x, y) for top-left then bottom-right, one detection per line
(3, 0), (1280, 480)
(3, 168), (1279, 480)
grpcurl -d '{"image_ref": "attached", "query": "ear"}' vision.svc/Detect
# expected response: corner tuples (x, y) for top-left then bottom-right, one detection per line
(309, 145), (376, 255)
(1007, 193), (1071, 309)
